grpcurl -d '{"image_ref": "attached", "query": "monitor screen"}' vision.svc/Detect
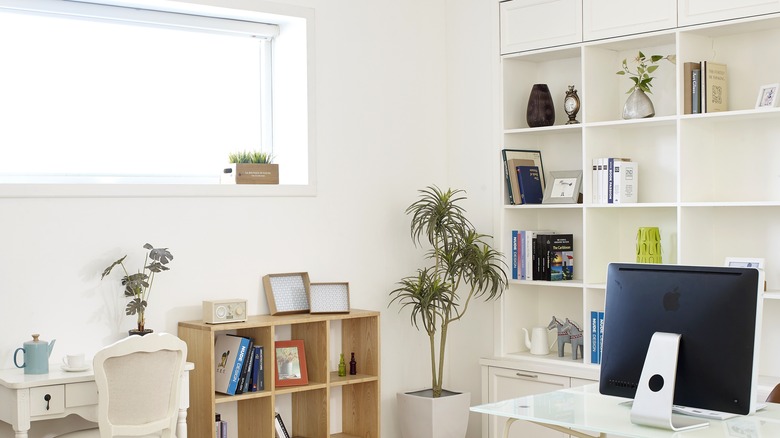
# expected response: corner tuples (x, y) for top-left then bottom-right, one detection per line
(599, 263), (762, 415)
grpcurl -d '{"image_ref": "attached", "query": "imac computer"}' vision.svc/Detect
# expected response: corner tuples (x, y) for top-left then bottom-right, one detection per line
(599, 263), (763, 431)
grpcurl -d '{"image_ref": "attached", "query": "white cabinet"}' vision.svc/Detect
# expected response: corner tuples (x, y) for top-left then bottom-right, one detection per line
(583, 0), (677, 41)
(679, 0), (780, 26)
(491, 9), (780, 437)
(500, 0), (582, 54)
(482, 362), (598, 438)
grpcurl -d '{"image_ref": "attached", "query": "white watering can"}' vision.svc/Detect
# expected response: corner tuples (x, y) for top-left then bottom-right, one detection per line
(522, 327), (553, 355)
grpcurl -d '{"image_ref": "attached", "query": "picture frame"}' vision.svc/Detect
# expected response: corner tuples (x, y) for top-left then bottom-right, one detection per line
(274, 339), (308, 387)
(309, 282), (351, 314)
(755, 84), (779, 108)
(262, 272), (311, 315)
(542, 170), (583, 204)
(725, 257), (765, 269)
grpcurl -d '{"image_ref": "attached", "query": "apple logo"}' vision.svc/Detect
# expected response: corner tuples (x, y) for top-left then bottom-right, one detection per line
(663, 289), (681, 311)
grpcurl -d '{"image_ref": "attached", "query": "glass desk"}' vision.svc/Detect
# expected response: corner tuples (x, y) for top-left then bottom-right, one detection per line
(471, 384), (780, 438)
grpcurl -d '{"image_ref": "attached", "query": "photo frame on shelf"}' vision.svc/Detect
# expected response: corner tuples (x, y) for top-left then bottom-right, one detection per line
(542, 170), (583, 204)
(309, 282), (350, 314)
(274, 339), (309, 387)
(755, 84), (779, 108)
(263, 272), (311, 315)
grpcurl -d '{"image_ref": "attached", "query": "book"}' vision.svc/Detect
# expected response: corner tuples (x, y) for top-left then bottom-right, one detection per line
(275, 412), (291, 438)
(607, 159), (615, 203)
(590, 311), (600, 365)
(250, 345), (264, 391)
(511, 230), (519, 279)
(501, 149), (545, 204)
(525, 230), (554, 280)
(611, 158), (631, 203)
(547, 234), (574, 281)
(702, 61), (728, 113)
(214, 333), (251, 395)
(519, 230), (527, 280)
(598, 311), (605, 364)
(683, 62), (700, 114)
(239, 338), (255, 393)
(516, 165), (544, 204)
(507, 158), (536, 204)
(691, 67), (701, 114)
(591, 158), (599, 204)
(613, 161), (638, 204)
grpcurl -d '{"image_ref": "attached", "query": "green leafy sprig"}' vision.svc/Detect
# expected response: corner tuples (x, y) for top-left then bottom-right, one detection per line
(616, 51), (676, 94)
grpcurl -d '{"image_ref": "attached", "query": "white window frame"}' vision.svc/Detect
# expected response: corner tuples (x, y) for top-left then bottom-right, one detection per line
(0, 0), (316, 198)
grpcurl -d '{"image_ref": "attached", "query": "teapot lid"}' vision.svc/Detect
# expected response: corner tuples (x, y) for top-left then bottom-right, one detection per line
(31, 334), (42, 342)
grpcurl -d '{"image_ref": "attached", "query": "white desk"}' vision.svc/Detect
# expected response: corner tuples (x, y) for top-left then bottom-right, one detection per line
(0, 363), (193, 438)
(471, 384), (780, 438)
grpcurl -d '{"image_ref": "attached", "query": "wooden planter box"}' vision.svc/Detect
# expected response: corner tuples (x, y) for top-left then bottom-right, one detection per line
(222, 163), (279, 184)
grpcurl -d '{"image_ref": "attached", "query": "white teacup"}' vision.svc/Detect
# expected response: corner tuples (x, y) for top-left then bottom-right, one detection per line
(63, 353), (86, 369)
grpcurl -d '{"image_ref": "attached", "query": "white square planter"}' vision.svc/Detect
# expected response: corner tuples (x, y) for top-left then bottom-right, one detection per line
(396, 389), (470, 438)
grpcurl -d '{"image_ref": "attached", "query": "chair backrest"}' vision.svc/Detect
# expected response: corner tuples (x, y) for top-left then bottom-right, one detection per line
(767, 383), (780, 403)
(93, 333), (187, 438)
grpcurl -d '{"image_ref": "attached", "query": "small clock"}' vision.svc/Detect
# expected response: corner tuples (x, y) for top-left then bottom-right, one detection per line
(564, 85), (580, 124)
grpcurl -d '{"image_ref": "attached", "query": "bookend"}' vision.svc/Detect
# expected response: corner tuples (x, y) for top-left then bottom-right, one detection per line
(630, 332), (709, 431)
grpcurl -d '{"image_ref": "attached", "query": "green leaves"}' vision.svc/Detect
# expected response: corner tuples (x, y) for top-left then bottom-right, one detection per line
(228, 150), (274, 164)
(616, 51), (674, 94)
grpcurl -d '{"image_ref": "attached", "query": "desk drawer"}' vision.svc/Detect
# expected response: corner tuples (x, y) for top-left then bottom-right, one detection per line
(30, 385), (65, 416)
(66, 382), (98, 407)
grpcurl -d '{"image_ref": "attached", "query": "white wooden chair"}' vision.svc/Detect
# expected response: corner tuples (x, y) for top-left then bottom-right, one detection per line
(58, 333), (187, 438)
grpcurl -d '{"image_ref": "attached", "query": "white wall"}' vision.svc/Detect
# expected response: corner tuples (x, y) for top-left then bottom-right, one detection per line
(0, 0), (497, 437)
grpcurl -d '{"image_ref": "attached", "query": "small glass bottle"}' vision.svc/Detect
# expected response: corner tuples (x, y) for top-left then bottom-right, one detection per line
(338, 353), (346, 377)
(349, 352), (357, 375)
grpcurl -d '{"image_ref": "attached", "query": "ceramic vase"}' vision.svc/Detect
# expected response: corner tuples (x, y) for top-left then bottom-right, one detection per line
(526, 84), (555, 127)
(622, 88), (655, 119)
(636, 227), (662, 263)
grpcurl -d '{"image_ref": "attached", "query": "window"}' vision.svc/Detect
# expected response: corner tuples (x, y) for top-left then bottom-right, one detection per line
(0, 0), (314, 195)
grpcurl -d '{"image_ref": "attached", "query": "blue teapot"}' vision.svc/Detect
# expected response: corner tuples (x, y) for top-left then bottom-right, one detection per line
(14, 334), (56, 374)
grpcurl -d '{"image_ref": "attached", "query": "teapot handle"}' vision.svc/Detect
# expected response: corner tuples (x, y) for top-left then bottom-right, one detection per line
(13, 347), (25, 368)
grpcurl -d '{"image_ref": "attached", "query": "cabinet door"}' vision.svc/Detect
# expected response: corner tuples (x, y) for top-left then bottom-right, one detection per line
(583, 0), (676, 41)
(679, 0), (780, 26)
(487, 366), (570, 438)
(500, 0), (582, 54)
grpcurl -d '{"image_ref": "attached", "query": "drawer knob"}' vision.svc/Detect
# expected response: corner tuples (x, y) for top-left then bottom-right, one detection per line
(44, 394), (51, 410)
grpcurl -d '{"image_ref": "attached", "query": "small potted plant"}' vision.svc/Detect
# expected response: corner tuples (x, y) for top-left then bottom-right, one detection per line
(101, 243), (174, 336)
(223, 150), (279, 184)
(616, 51), (675, 119)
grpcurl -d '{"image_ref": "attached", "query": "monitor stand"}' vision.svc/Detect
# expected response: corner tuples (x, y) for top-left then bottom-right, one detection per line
(630, 332), (709, 431)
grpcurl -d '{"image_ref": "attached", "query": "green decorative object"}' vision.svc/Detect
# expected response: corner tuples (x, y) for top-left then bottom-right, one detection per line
(338, 353), (347, 377)
(636, 227), (662, 263)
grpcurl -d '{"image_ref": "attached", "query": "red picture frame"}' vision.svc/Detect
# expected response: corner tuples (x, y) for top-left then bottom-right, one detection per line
(274, 339), (308, 387)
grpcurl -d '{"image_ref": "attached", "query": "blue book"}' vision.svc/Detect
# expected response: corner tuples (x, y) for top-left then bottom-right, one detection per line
(520, 230), (527, 280)
(250, 346), (264, 391)
(591, 311), (600, 364)
(516, 165), (543, 204)
(214, 334), (251, 395)
(511, 230), (518, 279)
(598, 311), (605, 362)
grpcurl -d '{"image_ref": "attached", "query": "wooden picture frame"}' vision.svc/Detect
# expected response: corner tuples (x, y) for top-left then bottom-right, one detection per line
(274, 339), (308, 387)
(309, 282), (350, 314)
(756, 84), (779, 108)
(263, 272), (311, 315)
(542, 170), (583, 204)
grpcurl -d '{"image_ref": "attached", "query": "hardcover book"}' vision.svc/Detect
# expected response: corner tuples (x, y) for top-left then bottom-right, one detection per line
(214, 334), (251, 395)
(507, 158), (536, 204)
(613, 161), (638, 204)
(591, 311), (600, 365)
(547, 234), (574, 281)
(275, 413), (291, 438)
(702, 61), (728, 113)
(683, 62), (700, 115)
(691, 67), (701, 114)
(516, 165), (544, 204)
(250, 345), (264, 391)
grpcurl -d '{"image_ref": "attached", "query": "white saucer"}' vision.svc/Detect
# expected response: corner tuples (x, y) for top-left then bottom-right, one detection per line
(61, 364), (90, 372)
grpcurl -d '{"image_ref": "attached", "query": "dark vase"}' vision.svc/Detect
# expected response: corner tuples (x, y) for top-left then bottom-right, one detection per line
(526, 83), (555, 127)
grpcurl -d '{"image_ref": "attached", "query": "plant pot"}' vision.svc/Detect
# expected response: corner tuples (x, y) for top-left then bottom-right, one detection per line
(129, 328), (153, 336)
(397, 389), (470, 438)
(222, 163), (279, 184)
(622, 88), (655, 119)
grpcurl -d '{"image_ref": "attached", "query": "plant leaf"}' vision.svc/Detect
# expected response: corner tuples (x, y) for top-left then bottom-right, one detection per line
(101, 255), (127, 279)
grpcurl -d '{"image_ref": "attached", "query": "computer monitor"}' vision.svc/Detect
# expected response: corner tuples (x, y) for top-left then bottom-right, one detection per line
(599, 263), (763, 430)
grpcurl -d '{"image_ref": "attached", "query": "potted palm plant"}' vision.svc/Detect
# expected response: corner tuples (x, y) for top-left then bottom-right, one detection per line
(101, 243), (174, 336)
(390, 186), (508, 438)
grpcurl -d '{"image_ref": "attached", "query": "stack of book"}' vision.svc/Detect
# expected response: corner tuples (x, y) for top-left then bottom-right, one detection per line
(511, 231), (574, 281)
(683, 61), (728, 114)
(501, 149), (545, 205)
(214, 333), (264, 396)
(591, 158), (638, 204)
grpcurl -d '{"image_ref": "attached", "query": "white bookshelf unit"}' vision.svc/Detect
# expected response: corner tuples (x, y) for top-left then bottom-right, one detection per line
(484, 2), (780, 437)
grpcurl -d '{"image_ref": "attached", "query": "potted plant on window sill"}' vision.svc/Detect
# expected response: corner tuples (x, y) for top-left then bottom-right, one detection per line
(222, 150), (279, 184)
(389, 186), (508, 438)
(101, 243), (174, 336)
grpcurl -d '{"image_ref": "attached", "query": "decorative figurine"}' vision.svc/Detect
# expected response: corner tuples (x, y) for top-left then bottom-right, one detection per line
(547, 316), (570, 357)
(563, 318), (584, 360)
(564, 85), (581, 124)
